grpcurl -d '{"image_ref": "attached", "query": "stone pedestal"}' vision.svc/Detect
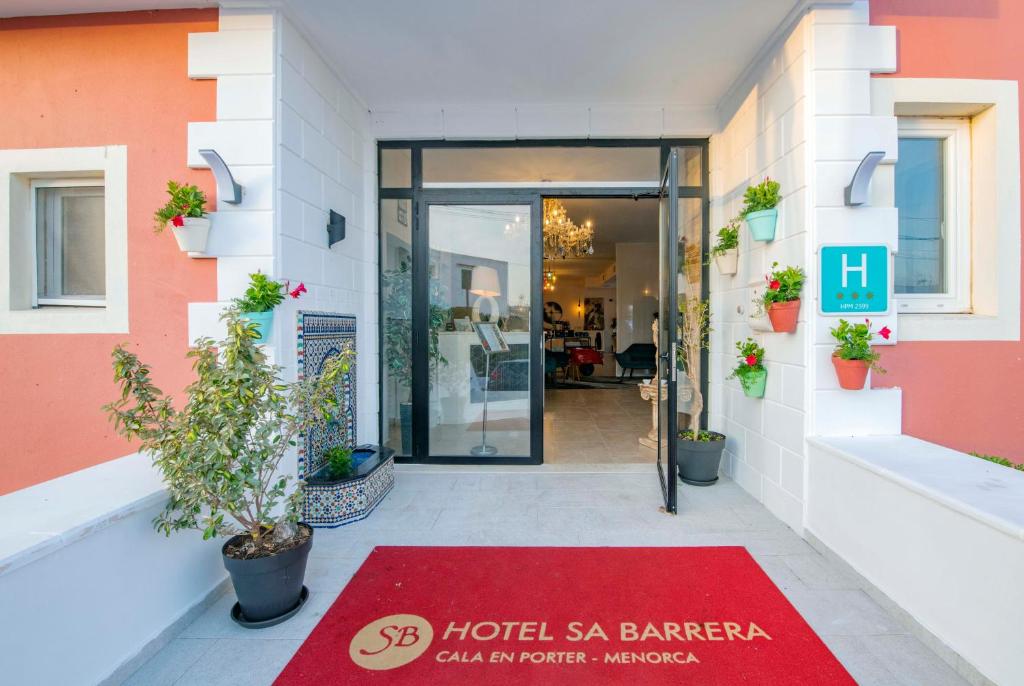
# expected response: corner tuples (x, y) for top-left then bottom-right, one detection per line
(638, 379), (667, 450)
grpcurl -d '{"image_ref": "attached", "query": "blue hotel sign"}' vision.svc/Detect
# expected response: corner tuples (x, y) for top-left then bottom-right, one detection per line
(819, 245), (890, 315)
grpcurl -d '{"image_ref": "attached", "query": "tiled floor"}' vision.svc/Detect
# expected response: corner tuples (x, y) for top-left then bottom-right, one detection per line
(121, 465), (968, 686)
(544, 385), (657, 463)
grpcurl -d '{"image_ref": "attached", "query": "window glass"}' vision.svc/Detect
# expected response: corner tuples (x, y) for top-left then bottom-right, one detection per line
(894, 137), (944, 294)
(380, 199), (412, 456)
(381, 148), (412, 188)
(36, 185), (105, 303)
(423, 147), (663, 185)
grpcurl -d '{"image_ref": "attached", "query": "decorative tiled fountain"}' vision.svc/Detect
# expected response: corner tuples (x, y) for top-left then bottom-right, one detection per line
(296, 311), (394, 527)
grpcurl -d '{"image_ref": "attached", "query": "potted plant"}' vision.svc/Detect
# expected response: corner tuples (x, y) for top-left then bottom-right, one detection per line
(741, 177), (781, 242)
(235, 272), (285, 345)
(730, 338), (767, 398)
(676, 295), (726, 486)
(830, 319), (889, 390)
(710, 220), (740, 276)
(759, 262), (805, 333)
(154, 181), (210, 255)
(313, 445), (353, 482)
(382, 261), (447, 454)
(104, 310), (352, 627)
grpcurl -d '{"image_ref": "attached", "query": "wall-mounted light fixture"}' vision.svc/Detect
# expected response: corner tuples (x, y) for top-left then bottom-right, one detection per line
(844, 151), (886, 207)
(198, 149), (243, 205)
(327, 210), (346, 247)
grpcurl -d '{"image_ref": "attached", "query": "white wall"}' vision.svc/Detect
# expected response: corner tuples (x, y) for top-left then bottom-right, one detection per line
(274, 14), (379, 447)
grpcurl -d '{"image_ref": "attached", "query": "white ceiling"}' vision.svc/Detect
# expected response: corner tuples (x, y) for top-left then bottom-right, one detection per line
(1, 0), (807, 112)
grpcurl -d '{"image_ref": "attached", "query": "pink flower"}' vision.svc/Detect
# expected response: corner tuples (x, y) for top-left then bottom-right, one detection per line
(745, 354), (758, 366)
(289, 282), (307, 299)
(170, 215), (184, 227)
(878, 326), (892, 340)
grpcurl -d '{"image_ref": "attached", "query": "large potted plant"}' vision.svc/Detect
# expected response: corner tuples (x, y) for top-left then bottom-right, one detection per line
(729, 337), (767, 398)
(741, 178), (781, 242)
(759, 262), (805, 333)
(830, 318), (889, 390)
(154, 181), (210, 255)
(710, 221), (740, 276)
(676, 295), (726, 486)
(235, 272), (285, 345)
(104, 310), (352, 627)
(381, 261), (448, 454)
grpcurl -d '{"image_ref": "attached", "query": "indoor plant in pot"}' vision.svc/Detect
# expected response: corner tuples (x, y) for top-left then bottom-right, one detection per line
(710, 220), (740, 276)
(676, 294), (726, 486)
(741, 177), (781, 242)
(154, 180), (210, 256)
(830, 318), (888, 390)
(235, 272), (285, 345)
(759, 262), (805, 333)
(104, 310), (352, 627)
(730, 337), (767, 398)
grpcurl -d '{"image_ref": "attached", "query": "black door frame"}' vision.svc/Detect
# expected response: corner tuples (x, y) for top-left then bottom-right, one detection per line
(379, 139), (710, 465)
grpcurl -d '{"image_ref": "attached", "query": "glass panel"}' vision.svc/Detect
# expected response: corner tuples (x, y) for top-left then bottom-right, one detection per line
(428, 204), (532, 457)
(678, 196), (703, 432)
(895, 137), (945, 294)
(679, 146), (703, 187)
(61, 192), (105, 296)
(423, 147), (661, 185)
(381, 148), (412, 188)
(380, 199), (413, 456)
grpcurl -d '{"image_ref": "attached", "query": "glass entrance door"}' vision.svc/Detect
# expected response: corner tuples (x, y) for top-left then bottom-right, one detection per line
(657, 151), (681, 513)
(415, 199), (541, 461)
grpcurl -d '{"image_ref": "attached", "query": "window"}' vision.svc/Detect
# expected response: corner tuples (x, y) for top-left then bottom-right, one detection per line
(894, 117), (971, 313)
(34, 182), (106, 307)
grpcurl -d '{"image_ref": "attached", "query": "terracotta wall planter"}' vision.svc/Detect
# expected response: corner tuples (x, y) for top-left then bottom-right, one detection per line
(832, 355), (869, 390)
(768, 299), (800, 333)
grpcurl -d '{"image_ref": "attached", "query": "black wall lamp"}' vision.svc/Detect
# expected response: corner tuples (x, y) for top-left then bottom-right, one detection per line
(327, 210), (346, 247)
(198, 149), (243, 205)
(844, 151), (886, 206)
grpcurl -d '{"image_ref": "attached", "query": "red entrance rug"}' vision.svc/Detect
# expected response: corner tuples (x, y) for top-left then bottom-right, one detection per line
(275, 546), (854, 685)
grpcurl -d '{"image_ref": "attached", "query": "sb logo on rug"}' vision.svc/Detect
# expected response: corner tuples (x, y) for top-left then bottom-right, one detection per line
(349, 614), (435, 670)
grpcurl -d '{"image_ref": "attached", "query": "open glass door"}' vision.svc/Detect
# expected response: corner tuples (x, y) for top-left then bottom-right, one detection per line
(656, 151), (680, 513)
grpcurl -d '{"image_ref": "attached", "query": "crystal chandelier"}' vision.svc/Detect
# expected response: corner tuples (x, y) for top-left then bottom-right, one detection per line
(543, 199), (594, 259)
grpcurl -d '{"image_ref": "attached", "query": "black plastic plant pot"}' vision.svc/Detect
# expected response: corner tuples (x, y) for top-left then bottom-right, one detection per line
(222, 523), (312, 627)
(676, 434), (726, 486)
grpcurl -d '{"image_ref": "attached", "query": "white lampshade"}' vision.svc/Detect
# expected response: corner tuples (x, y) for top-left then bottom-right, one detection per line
(469, 266), (500, 297)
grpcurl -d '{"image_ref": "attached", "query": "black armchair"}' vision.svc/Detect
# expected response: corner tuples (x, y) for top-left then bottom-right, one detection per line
(613, 343), (657, 381)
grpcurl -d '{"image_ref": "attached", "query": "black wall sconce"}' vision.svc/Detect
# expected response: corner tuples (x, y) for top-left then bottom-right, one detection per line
(327, 210), (346, 247)
(844, 151), (886, 206)
(198, 149), (243, 204)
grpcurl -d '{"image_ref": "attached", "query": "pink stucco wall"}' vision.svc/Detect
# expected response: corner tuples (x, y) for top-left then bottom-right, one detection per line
(871, 0), (1024, 462)
(0, 10), (219, 494)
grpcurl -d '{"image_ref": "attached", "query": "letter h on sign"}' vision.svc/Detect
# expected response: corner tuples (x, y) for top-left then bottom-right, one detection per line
(820, 245), (890, 315)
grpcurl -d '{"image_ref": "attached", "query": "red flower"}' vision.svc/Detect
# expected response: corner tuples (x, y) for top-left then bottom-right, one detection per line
(745, 354), (758, 366)
(289, 282), (307, 299)
(769, 279), (781, 290)
(170, 215), (184, 227)
(878, 326), (892, 340)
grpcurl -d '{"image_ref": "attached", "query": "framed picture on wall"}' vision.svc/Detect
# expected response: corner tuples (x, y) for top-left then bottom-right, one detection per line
(584, 298), (605, 330)
(396, 199), (408, 226)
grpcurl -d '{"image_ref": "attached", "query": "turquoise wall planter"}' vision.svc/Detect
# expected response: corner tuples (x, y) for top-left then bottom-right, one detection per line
(745, 208), (778, 242)
(740, 369), (767, 398)
(242, 310), (274, 344)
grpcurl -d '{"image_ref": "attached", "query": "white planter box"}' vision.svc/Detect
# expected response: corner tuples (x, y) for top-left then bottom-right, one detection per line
(170, 216), (211, 257)
(714, 248), (738, 276)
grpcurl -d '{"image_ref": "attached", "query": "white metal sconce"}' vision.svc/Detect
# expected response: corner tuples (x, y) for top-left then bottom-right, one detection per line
(844, 151), (885, 206)
(327, 210), (346, 246)
(198, 149), (242, 204)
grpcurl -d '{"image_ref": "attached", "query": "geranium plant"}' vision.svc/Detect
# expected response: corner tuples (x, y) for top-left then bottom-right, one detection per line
(740, 178), (781, 217)
(830, 318), (889, 390)
(729, 338), (766, 383)
(235, 272), (286, 314)
(104, 309), (353, 553)
(709, 221), (740, 257)
(760, 263), (805, 307)
(153, 180), (207, 232)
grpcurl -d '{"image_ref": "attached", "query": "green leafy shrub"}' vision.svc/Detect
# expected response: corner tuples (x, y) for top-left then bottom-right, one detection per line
(728, 337), (766, 383)
(679, 429), (725, 442)
(761, 262), (806, 307)
(709, 221), (740, 257)
(104, 310), (353, 555)
(322, 446), (354, 481)
(678, 296), (711, 438)
(153, 181), (207, 232)
(970, 452), (1024, 472)
(830, 319), (885, 373)
(740, 178), (781, 217)
(235, 272), (285, 313)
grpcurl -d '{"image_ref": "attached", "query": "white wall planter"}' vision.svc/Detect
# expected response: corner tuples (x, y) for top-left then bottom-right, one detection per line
(170, 216), (211, 257)
(714, 249), (739, 276)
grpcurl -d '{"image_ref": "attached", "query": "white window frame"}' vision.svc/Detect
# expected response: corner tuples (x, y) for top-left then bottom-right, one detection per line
(31, 179), (107, 308)
(895, 117), (971, 314)
(0, 146), (128, 334)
